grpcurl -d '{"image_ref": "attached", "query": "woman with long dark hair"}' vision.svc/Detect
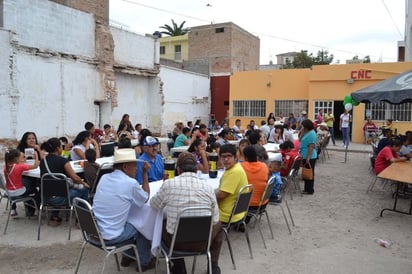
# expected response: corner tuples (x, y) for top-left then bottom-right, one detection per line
(299, 119), (318, 194)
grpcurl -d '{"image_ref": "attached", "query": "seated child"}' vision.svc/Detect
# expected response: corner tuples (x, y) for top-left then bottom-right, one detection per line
(59, 137), (72, 159)
(4, 149), (40, 216)
(279, 141), (300, 177)
(83, 148), (99, 190)
(268, 160), (283, 203)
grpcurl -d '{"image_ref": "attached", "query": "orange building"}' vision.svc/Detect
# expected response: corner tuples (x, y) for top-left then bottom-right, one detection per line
(230, 62), (412, 143)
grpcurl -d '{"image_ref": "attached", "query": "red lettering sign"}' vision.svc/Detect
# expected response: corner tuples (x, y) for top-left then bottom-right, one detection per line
(350, 70), (372, 79)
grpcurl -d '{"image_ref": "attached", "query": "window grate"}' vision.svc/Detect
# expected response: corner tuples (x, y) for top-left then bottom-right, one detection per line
(274, 100), (308, 118)
(365, 102), (412, 121)
(233, 100), (266, 117)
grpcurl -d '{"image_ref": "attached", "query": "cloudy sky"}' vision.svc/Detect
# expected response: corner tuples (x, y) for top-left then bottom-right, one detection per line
(109, 0), (406, 64)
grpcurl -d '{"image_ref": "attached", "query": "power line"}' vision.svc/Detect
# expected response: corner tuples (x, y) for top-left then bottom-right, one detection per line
(118, 0), (399, 61)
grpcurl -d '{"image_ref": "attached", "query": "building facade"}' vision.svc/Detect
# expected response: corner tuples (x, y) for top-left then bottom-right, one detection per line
(230, 62), (412, 144)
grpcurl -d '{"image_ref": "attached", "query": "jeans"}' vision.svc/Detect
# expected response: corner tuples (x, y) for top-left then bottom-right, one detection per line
(10, 177), (40, 212)
(328, 127), (335, 144)
(342, 127), (349, 146)
(105, 222), (152, 266)
(46, 188), (89, 217)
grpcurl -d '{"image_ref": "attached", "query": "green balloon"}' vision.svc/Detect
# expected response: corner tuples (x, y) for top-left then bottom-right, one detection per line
(351, 98), (360, 106)
(343, 95), (352, 105)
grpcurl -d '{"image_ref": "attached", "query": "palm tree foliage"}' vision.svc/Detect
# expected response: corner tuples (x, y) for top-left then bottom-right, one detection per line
(159, 19), (189, 36)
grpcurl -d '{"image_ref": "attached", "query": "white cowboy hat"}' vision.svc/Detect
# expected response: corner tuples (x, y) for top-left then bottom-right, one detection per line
(114, 148), (137, 164)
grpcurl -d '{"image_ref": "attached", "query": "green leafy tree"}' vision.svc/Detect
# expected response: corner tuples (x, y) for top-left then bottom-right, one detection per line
(362, 55), (371, 63)
(282, 50), (334, 69)
(159, 19), (189, 36)
(313, 50), (334, 65)
(291, 50), (314, 68)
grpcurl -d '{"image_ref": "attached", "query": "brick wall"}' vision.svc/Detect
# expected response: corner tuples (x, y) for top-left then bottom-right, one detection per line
(189, 22), (259, 74)
(50, 0), (108, 22)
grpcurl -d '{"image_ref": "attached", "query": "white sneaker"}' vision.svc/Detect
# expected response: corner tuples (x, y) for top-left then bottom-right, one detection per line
(11, 209), (18, 217)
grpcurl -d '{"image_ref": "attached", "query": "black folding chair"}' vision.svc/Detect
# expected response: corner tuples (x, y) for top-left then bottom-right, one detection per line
(222, 184), (254, 270)
(247, 179), (275, 248)
(89, 162), (113, 204)
(155, 206), (214, 274)
(100, 142), (115, 157)
(73, 198), (141, 274)
(37, 173), (73, 240)
(1, 174), (38, 235)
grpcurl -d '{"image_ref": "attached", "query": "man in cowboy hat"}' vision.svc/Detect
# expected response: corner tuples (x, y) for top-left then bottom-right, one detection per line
(150, 152), (223, 274)
(93, 148), (155, 271)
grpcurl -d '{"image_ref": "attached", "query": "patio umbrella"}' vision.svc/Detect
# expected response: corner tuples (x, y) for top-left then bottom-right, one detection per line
(351, 69), (412, 104)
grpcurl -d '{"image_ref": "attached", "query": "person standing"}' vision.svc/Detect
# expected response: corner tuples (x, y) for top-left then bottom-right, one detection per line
(339, 109), (352, 147)
(316, 109), (324, 124)
(299, 119), (317, 195)
(324, 109), (336, 145)
(296, 111), (308, 130)
(150, 152), (223, 274)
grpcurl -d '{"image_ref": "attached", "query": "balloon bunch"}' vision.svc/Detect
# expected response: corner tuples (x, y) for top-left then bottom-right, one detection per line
(343, 95), (359, 111)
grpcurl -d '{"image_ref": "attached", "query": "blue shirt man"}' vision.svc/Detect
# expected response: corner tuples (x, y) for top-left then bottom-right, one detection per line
(136, 136), (164, 183)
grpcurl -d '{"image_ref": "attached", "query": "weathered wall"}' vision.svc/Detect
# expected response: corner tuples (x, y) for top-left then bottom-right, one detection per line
(111, 27), (158, 70)
(159, 66), (210, 135)
(2, 0), (95, 57)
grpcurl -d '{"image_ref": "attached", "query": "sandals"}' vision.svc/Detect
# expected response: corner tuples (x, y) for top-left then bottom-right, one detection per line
(48, 216), (62, 227)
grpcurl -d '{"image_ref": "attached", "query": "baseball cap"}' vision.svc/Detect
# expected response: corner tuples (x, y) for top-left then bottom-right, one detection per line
(143, 136), (159, 146)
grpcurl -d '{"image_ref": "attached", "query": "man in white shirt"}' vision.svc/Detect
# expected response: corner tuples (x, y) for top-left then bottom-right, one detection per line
(93, 149), (155, 271)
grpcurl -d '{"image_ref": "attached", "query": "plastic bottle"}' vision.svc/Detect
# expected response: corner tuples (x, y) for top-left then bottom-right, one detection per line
(208, 150), (218, 178)
(164, 156), (176, 179)
(374, 238), (392, 248)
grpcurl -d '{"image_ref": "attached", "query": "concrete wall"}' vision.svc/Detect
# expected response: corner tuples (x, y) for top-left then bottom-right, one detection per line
(2, 0), (95, 57)
(111, 27), (158, 69)
(159, 66), (210, 134)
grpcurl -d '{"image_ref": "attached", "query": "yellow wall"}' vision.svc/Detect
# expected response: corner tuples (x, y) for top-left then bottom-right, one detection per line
(159, 34), (189, 61)
(230, 62), (412, 143)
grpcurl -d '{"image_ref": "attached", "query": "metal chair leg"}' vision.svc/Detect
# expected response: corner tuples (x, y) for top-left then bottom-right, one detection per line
(264, 211), (274, 239)
(244, 223), (253, 259)
(74, 242), (87, 274)
(223, 228), (236, 270)
(284, 199), (295, 227)
(280, 205), (292, 234)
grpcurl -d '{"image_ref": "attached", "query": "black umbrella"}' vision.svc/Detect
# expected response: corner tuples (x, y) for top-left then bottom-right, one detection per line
(351, 69), (412, 104)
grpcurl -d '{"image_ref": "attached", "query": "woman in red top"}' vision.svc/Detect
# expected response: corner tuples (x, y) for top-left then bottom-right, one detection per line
(374, 138), (407, 175)
(4, 149), (40, 217)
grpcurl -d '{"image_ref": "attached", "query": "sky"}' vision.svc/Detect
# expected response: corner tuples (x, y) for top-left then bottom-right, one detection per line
(109, 0), (406, 64)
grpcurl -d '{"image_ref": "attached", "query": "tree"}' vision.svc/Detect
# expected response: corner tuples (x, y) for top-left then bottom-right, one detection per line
(281, 50), (334, 69)
(313, 50), (333, 65)
(159, 19), (189, 36)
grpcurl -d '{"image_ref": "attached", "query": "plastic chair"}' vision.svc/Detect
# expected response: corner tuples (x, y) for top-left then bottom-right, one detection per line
(72, 197), (141, 274)
(1, 174), (38, 235)
(222, 184), (254, 270)
(37, 173), (73, 240)
(247, 179), (275, 248)
(155, 206), (214, 274)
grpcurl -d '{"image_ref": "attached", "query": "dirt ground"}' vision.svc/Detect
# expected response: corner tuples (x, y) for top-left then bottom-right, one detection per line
(1, 150), (412, 274)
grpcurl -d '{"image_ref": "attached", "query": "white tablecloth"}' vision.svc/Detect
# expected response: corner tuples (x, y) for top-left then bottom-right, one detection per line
(170, 146), (189, 154)
(127, 170), (223, 255)
(22, 156), (114, 178)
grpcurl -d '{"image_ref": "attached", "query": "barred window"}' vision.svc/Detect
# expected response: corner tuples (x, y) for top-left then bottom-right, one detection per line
(365, 102), (412, 121)
(313, 101), (333, 120)
(274, 100), (308, 118)
(233, 100), (266, 117)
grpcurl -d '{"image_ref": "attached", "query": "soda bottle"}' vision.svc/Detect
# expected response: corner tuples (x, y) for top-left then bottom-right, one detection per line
(164, 156), (176, 179)
(208, 150), (218, 178)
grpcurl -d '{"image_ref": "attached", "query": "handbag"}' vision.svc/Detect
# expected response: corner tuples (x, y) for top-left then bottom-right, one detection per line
(301, 162), (313, 180)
